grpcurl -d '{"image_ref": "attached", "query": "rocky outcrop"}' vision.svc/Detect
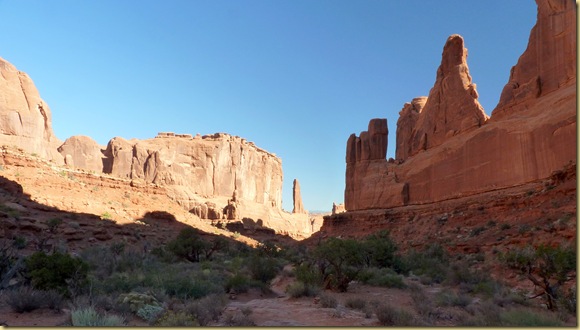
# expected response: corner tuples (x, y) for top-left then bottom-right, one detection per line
(395, 97), (427, 160)
(58, 135), (105, 172)
(0, 57), (62, 162)
(101, 133), (283, 210)
(345, 0), (576, 211)
(492, 0), (576, 120)
(292, 179), (306, 214)
(403, 35), (488, 160)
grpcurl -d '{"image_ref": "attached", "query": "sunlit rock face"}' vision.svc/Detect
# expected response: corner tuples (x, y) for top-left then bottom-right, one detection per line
(345, 0), (576, 211)
(0, 57), (62, 162)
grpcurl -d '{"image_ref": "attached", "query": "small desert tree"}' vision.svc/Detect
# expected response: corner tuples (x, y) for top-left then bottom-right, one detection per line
(501, 243), (576, 310)
(167, 227), (210, 263)
(313, 237), (366, 292)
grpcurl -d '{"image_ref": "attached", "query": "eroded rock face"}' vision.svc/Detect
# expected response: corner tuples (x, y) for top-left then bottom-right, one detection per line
(102, 133), (283, 210)
(58, 135), (105, 172)
(406, 35), (488, 159)
(492, 0), (576, 119)
(345, 0), (576, 211)
(395, 97), (427, 160)
(0, 57), (62, 162)
(292, 179), (306, 214)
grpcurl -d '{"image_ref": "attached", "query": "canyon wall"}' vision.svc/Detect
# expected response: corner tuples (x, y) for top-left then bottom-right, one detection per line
(0, 57), (63, 163)
(0, 57), (314, 237)
(345, 0), (576, 211)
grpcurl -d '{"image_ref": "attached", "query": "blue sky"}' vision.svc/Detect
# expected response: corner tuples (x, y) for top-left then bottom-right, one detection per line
(0, 0), (537, 212)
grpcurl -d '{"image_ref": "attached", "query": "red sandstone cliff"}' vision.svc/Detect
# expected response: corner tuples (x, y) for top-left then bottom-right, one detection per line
(0, 57), (63, 162)
(345, 0), (576, 211)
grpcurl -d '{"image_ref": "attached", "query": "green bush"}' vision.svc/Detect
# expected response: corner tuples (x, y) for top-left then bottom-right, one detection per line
(225, 273), (252, 293)
(71, 306), (125, 326)
(313, 237), (366, 291)
(358, 267), (406, 288)
(25, 252), (89, 296)
(501, 243), (576, 310)
(362, 230), (402, 271)
(247, 255), (281, 283)
(167, 227), (209, 262)
(400, 243), (449, 283)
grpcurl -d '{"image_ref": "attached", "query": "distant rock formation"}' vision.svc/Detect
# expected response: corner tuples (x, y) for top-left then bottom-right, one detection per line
(331, 202), (345, 215)
(344, 0), (576, 211)
(0, 57), (62, 162)
(292, 179), (305, 214)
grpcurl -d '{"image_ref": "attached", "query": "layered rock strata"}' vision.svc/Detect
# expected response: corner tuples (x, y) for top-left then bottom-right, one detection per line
(345, 0), (576, 211)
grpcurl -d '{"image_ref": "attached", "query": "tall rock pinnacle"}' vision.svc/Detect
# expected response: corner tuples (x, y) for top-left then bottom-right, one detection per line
(292, 179), (305, 214)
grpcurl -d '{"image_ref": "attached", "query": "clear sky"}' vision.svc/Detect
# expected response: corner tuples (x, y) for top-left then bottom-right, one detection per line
(0, 0), (537, 212)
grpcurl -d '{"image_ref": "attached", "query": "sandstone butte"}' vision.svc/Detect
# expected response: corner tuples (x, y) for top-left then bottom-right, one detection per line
(0, 59), (318, 239)
(345, 0), (576, 211)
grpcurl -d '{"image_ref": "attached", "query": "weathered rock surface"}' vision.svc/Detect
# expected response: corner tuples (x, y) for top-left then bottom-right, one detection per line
(492, 0), (576, 120)
(345, 0), (576, 211)
(405, 35), (488, 159)
(0, 57), (62, 162)
(292, 179), (305, 214)
(58, 135), (105, 172)
(395, 97), (427, 160)
(102, 132), (283, 210)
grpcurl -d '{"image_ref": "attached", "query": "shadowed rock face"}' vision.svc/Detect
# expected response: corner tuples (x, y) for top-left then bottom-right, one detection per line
(345, 0), (576, 211)
(0, 57), (62, 162)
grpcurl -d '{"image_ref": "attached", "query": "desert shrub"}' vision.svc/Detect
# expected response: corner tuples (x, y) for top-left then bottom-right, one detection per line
(12, 236), (26, 249)
(136, 304), (165, 324)
(117, 292), (160, 313)
(167, 227), (211, 262)
(435, 289), (472, 308)
(557, 287), (576, 314)
(400, 243), (449, 284)
(462, 300), (502, 326)
(71, 306), (125, 326)
(313, 237), (366, 291)
(43, 289), (65, 311)
(285, 281), (318, 298)
(4, 286), (46, 312)
(318, 292), (338, 308)
(357, 267), (406, 288)
(345, 297), (367, 310)
(47, 217), (63, 233)
(223, 310), (255, 326)
(247, 254), (281, 283)
(408, 284), (433, 317)
(156, 310), (199, 326)
(163, 273), (222, 299)
(225, 273), (252, 293)
(362, 230), (402, 271)
(184, 294), (228, 326)
(375, 304), (414, 326)
(499, 308), (562, 326)
(501, 243), (575, 310)
(25, 251), (89, 297)
(294, 262), (323, 287)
